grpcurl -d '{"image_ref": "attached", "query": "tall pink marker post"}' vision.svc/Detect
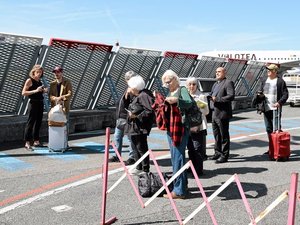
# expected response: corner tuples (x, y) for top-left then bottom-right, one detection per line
(287, 173), (298, 225)
(101, 127), (117, 225)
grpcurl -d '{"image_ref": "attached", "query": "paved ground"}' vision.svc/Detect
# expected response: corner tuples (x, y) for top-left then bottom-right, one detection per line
(0, 105), (300, 225)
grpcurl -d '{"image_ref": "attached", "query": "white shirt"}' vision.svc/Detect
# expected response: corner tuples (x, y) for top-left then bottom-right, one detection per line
(264, 77), (277, 111)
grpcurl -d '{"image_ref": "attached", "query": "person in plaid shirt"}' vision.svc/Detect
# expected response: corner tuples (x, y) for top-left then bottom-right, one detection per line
(160, 69), (193, 199)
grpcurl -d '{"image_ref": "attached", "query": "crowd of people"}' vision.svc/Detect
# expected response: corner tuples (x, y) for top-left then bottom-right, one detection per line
(22, 63), (288, 199)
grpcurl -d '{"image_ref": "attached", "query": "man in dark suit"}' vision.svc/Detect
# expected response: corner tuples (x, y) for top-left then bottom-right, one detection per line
(209, 67), (235, 163)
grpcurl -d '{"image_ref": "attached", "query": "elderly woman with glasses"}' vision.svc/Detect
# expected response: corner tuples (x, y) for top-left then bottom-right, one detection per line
(159, 69), (194, 199)
(185, 77), (209, 175)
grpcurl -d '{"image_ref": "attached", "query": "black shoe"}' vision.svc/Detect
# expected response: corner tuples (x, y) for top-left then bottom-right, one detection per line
(209, 154), (220, 160)
(124, 158), (135, 166)
(215, 157), (228, 164)
(33, 143), (43, 147)
(108, 156), (120, 163)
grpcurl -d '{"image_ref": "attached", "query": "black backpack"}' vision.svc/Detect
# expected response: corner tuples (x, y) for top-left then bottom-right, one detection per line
(138, 172), (173, 197)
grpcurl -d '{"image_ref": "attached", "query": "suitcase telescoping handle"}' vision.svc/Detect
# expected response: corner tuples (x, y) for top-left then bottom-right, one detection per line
(272, 107), (282, 132)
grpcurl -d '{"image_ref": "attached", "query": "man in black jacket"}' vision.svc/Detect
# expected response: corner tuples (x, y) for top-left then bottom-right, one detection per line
(209, 67), (235, 163)
(259, 64), (289, 154)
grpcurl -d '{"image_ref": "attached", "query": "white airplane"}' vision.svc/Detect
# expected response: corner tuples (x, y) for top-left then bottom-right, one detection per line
(200, 50), (300, 73)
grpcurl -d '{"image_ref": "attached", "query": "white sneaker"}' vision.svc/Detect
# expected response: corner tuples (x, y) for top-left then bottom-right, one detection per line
(129, 168), (143, 175)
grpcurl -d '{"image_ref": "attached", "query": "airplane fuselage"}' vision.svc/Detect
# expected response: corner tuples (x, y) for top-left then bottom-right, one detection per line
(201, 50), (300, 64)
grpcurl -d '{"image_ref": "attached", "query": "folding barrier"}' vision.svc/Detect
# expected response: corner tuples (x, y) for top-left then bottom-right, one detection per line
(0, 33), (270, 116)
(41, 38), (113, 110)
(94, 47), (162, 108)
(223, 58), (248, 87)
(102, 128), (284, 225)
(148, 51), (198, 96)
(235, 61), (266, 97)
(191, 56), (226, 79)
(248, 173), (299, 225)
(0, 32), (43, 115)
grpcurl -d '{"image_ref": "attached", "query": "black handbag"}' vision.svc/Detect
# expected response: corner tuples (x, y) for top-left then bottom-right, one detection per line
(185, 100), (203, 127)
(138, 172), (173, 197)
(178, 87), (202, 129)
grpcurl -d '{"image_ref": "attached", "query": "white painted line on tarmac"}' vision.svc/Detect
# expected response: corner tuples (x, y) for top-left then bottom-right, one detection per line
(51, 205), (72, 212)
(0, 155), (171, 215)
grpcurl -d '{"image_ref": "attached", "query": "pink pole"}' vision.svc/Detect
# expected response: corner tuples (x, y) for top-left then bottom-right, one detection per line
(148, 150), (183, 224)
(189, 161), (218, 225)
(111, 142), (145, 208)
(287, 173), (298, 225)
(100, 127), (117, 225)
(234, 174), (256, 225)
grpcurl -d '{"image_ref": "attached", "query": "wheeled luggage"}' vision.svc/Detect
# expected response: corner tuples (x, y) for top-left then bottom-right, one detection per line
(269, 109), (290, 161)
(48, 103), (68, 153)
(48, 125), (67, 152)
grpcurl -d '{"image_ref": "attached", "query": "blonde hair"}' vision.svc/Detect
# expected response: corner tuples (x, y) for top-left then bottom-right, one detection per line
(161, 69), (180, 84)
(29, 65), (43, 78)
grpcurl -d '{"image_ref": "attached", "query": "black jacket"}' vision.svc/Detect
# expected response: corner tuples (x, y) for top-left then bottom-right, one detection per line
(125, 89), (155, 135)
(210, 78), (235, 119)
(116, 91), (135, 119)
(259, 76), (289, 106)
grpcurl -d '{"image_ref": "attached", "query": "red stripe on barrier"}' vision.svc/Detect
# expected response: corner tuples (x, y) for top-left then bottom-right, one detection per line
(49, 38), (113, 51)
(164, 51), (198, 59)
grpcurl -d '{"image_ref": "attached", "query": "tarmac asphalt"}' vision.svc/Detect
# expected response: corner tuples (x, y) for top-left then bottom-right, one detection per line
(0, 105), (300, 225)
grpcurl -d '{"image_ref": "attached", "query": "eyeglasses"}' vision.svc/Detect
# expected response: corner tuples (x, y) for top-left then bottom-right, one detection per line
(189, 83), (197, 86)
(165, 79), (173, 85)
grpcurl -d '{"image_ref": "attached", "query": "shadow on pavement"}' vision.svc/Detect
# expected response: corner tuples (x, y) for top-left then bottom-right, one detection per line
(187, 181), (267, 200)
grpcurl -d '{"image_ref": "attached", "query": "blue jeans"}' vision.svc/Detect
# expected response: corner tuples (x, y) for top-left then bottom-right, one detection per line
(167, 128), (189, 196)
(114, 127), (135, 159)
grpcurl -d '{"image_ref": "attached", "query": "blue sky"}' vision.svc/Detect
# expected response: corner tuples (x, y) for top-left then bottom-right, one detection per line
(1, 0), (300, 54)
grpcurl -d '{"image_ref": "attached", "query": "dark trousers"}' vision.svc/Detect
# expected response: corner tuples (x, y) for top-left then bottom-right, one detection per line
(187, 131), (205, 174)
(24, 101), (44, 142)
(263, 110), (281, 134)
(212, 117), (230, 159)
(130, 134), (149, 172)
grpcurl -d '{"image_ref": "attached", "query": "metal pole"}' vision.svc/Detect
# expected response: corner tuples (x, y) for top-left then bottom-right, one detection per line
(100, 127), (117, 225)
(287, 173), (298, 225)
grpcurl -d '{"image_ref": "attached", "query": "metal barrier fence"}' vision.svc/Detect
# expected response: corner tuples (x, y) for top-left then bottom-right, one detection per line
(0, 32), (267, 116)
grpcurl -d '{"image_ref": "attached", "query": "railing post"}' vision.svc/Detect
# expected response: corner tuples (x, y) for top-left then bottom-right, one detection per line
(287, 173), (298, 225)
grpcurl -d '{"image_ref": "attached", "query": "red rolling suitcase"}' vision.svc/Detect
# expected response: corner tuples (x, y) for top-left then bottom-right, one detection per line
(269, 109), (290, 161)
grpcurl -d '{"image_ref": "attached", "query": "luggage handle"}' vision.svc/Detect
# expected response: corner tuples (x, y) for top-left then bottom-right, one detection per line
(272, 107), (282, 132)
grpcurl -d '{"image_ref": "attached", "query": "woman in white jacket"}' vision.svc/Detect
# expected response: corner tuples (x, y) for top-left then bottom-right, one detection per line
(186, 77), (209, 175)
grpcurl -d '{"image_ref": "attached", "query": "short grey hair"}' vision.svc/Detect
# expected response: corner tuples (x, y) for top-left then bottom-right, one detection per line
(161, 69), (180, 84)
(124, 70), (138, 81)
(128, 75), (145, 91)
(186, 77), (198, 88)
